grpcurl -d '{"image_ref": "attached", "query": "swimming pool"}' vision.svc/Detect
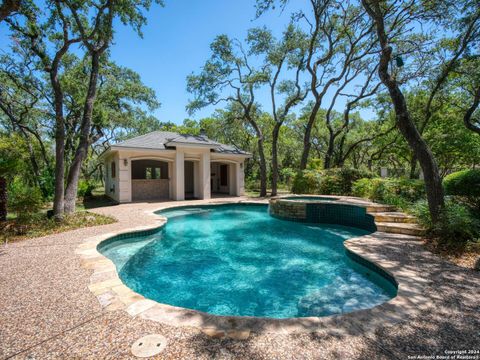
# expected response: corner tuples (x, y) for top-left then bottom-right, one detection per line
(98, 204), (397, 318)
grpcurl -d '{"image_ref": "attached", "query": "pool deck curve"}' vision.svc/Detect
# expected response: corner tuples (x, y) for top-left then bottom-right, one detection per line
(1, 196), (479, 359)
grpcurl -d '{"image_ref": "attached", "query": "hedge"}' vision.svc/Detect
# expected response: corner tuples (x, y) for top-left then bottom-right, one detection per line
(292, 168), (373, 195)
(352, 177), (425, 209)
(443, 169), (480, 211)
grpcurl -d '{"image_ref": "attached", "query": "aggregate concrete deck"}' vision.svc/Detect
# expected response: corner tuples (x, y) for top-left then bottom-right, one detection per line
(0, 197), (479, 359)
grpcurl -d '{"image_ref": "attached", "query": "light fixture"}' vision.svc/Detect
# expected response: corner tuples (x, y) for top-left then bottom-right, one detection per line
(124, 158), (128, 166)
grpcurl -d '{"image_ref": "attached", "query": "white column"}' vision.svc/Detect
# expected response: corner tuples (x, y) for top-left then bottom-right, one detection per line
(173, 151), (185, 201)
(238, 161), (245, 196)
(199, 152), (211, 199)
(168, 162), (173, 199)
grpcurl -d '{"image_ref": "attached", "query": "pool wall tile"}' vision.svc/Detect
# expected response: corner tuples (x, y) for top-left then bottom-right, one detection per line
(345, 249), (398, 288)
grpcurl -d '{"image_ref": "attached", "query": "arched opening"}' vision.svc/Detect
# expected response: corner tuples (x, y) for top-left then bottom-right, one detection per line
(131, 159), (170, 201)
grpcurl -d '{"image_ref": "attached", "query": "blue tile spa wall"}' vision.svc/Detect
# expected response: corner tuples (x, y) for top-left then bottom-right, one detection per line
(305, 203), (377, 232)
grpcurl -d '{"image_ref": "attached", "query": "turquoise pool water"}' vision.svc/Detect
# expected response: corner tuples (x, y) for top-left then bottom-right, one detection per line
(99, 204), (397, 318)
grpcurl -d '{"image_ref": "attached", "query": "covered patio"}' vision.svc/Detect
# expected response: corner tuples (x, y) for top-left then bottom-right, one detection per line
(101, 131), (250, 203)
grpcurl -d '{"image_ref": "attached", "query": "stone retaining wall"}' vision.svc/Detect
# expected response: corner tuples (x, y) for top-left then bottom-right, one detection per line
(268, 199), (306, 220)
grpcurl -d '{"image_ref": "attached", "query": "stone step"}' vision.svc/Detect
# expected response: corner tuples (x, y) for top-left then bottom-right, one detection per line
(375, 222), (425, 236)
(370, 212), (416, 223)
(365, 204), (395, 213)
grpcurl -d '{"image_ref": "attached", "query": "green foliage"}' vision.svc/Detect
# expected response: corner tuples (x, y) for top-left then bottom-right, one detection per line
(77, 180), (95, 198)
(351, 178), (376, 198)
(279, 167), (296, 185)
(292, 170), (322, 194)
(0, 135), (23, 177)
(352, 178), (425, 209)
(443, 169), (480, 197)
(37, 168), (55, 200)
(413, 199), (480, 245)
(292, 168), (373, 195)
(7, 180), (44, 220)
(443, 169), (480, 212)
(306, 158), (323, 170)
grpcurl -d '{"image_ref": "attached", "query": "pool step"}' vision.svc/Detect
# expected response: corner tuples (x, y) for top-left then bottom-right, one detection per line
(370, 212), (416, 224)
(376, 222), (425, 236)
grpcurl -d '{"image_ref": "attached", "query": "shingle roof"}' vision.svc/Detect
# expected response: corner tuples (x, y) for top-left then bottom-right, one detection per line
(111, 131), (250, 155)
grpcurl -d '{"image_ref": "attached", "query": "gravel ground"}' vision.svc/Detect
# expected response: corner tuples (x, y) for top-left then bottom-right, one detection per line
(0, 198), (479, 360)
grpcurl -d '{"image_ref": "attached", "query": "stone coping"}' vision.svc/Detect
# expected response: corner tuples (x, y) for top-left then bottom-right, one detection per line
(270, 194), (395, 212)
(76, 197), (430, 339)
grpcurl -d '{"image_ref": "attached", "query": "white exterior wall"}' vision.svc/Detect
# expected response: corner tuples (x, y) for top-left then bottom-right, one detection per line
(104, 153), (120, 203)
(118, 153), (131, 203)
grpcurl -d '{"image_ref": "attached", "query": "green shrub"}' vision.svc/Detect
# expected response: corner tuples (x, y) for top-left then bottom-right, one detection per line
(443, 169), (480, 211)
(317, 173), (343, 195)
(77, 180), (95, 198)
(292, 168), (373, 195)
(245, 178), (261, 191)
(352, 178), (378, 198)
(280, 167), (296, 186)
(292, 170), (322, 194)
(330, 168), (373, 195)
(306, 158), (323, 170)
(38, 168), (55, 199)
(352, 177), (425, 209)
(413, 199), (480, 245)
(444, 169), (480, 197)
(8, 180), (44, 220)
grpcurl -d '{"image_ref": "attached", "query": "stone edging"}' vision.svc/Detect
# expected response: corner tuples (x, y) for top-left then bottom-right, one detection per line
(76, 198), (431, 339)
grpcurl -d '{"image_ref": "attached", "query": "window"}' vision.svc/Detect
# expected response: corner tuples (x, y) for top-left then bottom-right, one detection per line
(111, 161), (116, 178)
(220, 164), (228, 186)
(146, 167), (153, 179)
(132, 160), (168, 180)
(145, 167), (161, 179)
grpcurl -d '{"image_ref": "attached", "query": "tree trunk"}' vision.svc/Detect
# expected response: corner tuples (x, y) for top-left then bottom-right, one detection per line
(300, 102), (321, 169)
(409, 155), (417, 179)
(396, 107), (444, 221)
(0, 0), (20, 22)
(257, 136), (268, 197)
(324, 129), (335, 169)
(270, 122), (281, 197)
(463, 85), (480, 135)
(0, 177), (7, 222)
(51, 77), (65, 219)
(64, 52), (100, 214)
(362, 0), (444, 222)
(335, 135), (346, 167)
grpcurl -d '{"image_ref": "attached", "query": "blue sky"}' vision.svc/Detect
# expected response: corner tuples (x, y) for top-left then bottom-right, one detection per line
(0, 0), (374, 124)
(110, 0), (307, 124)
